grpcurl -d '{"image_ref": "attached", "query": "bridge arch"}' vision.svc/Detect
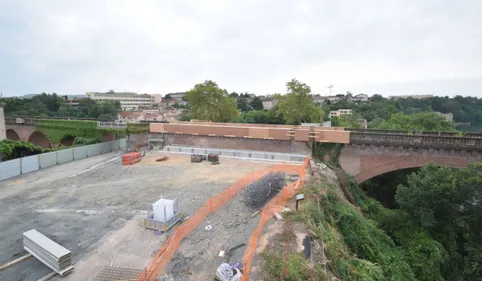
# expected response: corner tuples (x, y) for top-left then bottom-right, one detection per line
(28, 131), (52, 149)
(6, 129), (21, 141)
(59, 135), (75, 147)
(354, 157), (471, 183)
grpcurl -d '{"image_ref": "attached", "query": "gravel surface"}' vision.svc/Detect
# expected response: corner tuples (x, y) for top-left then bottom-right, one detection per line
(164, 172), (286, 281)
(0, 152), (271, 281)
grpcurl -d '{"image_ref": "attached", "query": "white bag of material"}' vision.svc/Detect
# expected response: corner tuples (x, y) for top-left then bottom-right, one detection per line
(152, 198), (175, 222)
(216, 263), (242, 281)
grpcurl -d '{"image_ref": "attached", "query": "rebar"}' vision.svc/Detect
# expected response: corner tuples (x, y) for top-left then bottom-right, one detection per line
(244, 172), (286, 208)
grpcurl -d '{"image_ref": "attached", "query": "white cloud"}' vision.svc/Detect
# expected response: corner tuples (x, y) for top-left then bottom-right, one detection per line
(0, 0), (481, 96)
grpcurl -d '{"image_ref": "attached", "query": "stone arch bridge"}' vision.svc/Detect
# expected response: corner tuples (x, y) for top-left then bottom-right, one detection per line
(4, 117), (115, 149)
(340, 130), (482, 183)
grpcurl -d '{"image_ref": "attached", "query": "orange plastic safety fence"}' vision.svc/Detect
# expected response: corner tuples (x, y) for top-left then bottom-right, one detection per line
(241, 157), (310, 281)
(136, 162), (304, 281)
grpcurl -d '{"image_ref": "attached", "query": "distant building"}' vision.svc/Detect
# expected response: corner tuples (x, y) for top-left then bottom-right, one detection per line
(168, 92), (186, 101)
(261, 96), (278, 110)
(86, 91), (156, 110)
(435, 112), (454, 122)
(389, 94), (434, 100)
(312, 94), (325, 104)
(329, 109), (353, 118)
(324, 95), (344, 103)
(351, 94), (369, 103)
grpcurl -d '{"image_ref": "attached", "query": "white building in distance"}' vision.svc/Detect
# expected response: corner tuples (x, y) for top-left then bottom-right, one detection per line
(86, 91), (156, 110)
(329, 109), (353, 118)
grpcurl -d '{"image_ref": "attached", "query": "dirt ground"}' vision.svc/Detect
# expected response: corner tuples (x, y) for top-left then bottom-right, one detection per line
(0, 151), (272, 281)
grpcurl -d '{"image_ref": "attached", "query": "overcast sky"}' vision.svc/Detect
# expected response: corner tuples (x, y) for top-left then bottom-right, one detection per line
(1, 0), (482, 97)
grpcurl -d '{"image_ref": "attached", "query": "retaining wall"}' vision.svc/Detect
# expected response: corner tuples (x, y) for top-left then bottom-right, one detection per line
(0, 139), (126, 181)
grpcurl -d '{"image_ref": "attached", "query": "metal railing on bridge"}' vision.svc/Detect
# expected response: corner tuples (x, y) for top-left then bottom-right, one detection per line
(4, 116), (97, 125)
(97, 121), (127, 129)
(350, 132), (482, 151)
(348, 128), (482, 138)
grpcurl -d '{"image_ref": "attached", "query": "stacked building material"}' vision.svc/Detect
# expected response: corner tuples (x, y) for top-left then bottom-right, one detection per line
(23, 229), (74, 276)
(244, 172), (286, 208)
(122, 152), (141, 165)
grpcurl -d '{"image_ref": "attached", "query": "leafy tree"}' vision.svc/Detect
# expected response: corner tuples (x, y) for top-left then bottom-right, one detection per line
(331, 112), (363, 128)
(377, 112), (455, 131)
(184, 80), (238, 122)
(250, 96), (264, 110)
(236, 96), (251, 112)
(236, 109), (285, 124)
(396, 164), (482, 280)
(276, 79), (323, 125)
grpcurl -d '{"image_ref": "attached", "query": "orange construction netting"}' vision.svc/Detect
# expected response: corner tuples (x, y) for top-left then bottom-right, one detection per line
(136, 158), (309, 281)
(241, 157), (309, 281)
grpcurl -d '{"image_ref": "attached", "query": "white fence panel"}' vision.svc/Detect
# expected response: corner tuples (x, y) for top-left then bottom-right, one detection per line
(74, 146), (87, 160)
(0, 159), (21, 181)
(87, 144), (101, 157)
(119, 139), (126, 148)
(109, 140), (120, 151)
(39, 152), (57, 168)
(1, 139), (125, 182)
(58, 149), (74, 164)
(100, 142), (110, 154)
(21, 155), (39, 174)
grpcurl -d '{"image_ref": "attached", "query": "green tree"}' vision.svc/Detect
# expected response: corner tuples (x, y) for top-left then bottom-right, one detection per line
(396, 164), (482, 280)
(184, 80), (238, 122)
(377, 112), (455, 131)
(276, 79), (323, 125)
(331, 112), (363, 128)
(250, 96), (264, 110)
(236, 96), (251, 112)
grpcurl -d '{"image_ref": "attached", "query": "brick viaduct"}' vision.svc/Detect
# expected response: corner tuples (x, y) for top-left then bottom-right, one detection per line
(4, 117), (482, 183)
(4, 117), (115, 149)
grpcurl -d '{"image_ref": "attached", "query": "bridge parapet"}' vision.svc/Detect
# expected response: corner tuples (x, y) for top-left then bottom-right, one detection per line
(350, 132), (482, 151)
(348, 128), (482, 138)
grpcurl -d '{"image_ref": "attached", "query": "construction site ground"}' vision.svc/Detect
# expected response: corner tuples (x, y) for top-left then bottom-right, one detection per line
(0, 151), (273, 281)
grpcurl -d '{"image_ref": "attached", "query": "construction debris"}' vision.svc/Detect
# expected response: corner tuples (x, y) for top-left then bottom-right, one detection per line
(215, 263), (242, 281)
(122, 152), (141, 165)
(191, 154), (206, 163)
(0, 253), (32, 272)
(156, 156), (169, 162)
(208, 153), (219, 162)
(244, 172), (286, 208)
(274, 212), (283, 220)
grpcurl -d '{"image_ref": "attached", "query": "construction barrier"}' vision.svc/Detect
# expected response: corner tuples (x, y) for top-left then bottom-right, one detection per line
(0, 139), (127, 182)
(241, 157), (309, 281)
(122, 152), (141, 165)
(136, 162), (304, 281)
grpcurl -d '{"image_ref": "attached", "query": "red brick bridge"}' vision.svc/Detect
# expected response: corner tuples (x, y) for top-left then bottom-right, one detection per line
(5, 117), (482, 182)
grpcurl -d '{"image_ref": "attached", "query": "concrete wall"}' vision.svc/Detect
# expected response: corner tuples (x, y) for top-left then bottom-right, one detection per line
(128, 133), (312, 155)
(339, 144), (482, 183)
(0, 104), (6, 140)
